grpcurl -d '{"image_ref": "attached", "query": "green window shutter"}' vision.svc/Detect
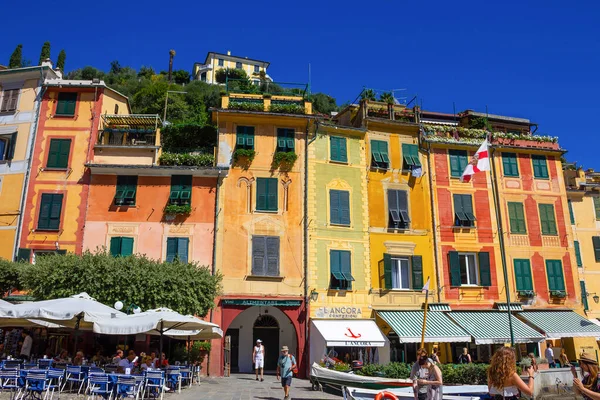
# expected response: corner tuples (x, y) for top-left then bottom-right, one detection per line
(177, 237), (189, 263)
(574, 240), (583, 266)
(57, 139), (70, 168)
(237, 126), (255, 150)
(338, 137), (348, 162)
(267, 178), (278, 211)
(502, 152), (519, 177)
(256, 178), (267, 211)
(539, 204), (557, 235)
(594, 197), (600, 220)
(371, 140), (389, 168)
(16, 248), (31, 262)
(330, 137), (340, 161)
(478, 252), (491, 286)
(568, 200), (575, 224)
(340, 250), (353, 289)
(47, 139), (62, 168)
(514, 259), (533, 291)
(121, 237), (134, 256)
(410, 144), (421, 167)
(110, 237), (122, 257)
(330, 190), (340, 224)
(508, 202), (526, 234)
(170, 175), (192, 205)
(546, 260), (565, 291)
(449, 251), (461, 286)
(411, 256), (423, 290)
(581, 281), (590, 311)
(38, 193), (63, 230)
(379, 141), (390, 164)
(449, 150), (467, 177)
(56, 93), (77, 116)
(339, 191), (350, 225)
(592, 236), (600, 262)
(252, 236), (266, 275)
(116, 176), (137, 206)
(402, 143), (414, 168)
(166, 237), (177, 262)
(265, 236), (280, 276)
(383, 253), (392, 289)
(277, 128), (294, 152)
(532, 155), (549, 179)
(330, 250), (342, 289)
(7, 132), (17, 160)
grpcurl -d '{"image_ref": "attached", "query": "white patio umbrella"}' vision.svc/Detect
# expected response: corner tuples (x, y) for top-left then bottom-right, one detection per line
(0, 299), (63, 328)
(168, 326), (223, 341)
(92, 307), (219, 360)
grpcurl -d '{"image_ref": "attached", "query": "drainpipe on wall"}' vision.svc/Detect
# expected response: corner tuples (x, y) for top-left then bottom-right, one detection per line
(13, 69), (46, 260)
(424, 141), (442, 303)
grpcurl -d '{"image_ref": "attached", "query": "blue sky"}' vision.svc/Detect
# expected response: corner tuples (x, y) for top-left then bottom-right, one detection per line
(3, 0), (599, 167)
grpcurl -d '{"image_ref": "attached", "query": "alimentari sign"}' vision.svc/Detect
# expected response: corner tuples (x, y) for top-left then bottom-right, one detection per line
(315, 306), (363, 319)
(222, 299), (302, 307)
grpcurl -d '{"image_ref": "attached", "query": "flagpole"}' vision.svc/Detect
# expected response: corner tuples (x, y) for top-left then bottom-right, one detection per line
(420, 277), (430, 349)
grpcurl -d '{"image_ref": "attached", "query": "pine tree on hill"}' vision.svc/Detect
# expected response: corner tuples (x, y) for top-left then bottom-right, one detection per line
(38, 41), (51, 65)
(9, 44), (23, 69)
(56, 50), (66, 71)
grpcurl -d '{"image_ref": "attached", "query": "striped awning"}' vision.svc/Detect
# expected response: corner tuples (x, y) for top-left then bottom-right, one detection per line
(496, 303), (524, 311)
(448, 311), (545, 344)
(518, 311), (600, 338)
(101, 114), (161, 127)
(377, 311), (470, 343)
(428, 303), (452, 312)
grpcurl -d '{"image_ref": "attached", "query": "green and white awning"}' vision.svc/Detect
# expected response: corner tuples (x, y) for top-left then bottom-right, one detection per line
(518, 311), (600, 338)
(496, 303), (523, 312)
(448, 311), (545, 344)
(377, 311), (470, 343)
(428, 303), (452, 312)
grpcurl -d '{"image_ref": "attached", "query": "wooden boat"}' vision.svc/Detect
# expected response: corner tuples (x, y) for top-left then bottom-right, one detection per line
(343, 385), (488, 400)
(310, 363), (413, 391)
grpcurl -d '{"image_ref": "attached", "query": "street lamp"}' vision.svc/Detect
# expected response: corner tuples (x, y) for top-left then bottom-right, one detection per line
(310, 289), (319, 302)
(163, 90), (187, 123)
(114, 301), (142, 315)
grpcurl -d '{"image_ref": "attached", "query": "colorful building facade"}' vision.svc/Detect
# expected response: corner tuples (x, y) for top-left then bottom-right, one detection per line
(18, 78), (129, 260)
(211, 91), (313, 376)
(0, 64), (58, 261)
(193, 51), (271, 84)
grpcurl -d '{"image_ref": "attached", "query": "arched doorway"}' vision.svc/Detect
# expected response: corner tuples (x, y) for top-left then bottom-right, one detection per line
(253, 315), (279, 370)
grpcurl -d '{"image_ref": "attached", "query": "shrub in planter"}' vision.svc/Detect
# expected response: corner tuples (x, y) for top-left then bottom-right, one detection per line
(272, 151), (297, 170)
(164, 204), (192, 215)
(269, 103), (305, 114)
(233, 148), (256, 163)
(159, 152), (214, 167)
(229, 101), (264, 112)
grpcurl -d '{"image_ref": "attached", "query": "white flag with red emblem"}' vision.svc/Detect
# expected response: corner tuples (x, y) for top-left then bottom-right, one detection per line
(460, 139), (490, 183)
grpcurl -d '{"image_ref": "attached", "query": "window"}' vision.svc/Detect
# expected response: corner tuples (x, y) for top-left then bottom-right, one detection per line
(370, 140), (389, 169)
(169, 175), (192, 205)
(55, 92), (77, 116)
(449, 150), (468, 178)
(388, 189), (409, 229)
(502, 152), (519, 177)
(531, 155), (549, 179)
(0, 89), (19, 112)
(114, 176), (138, 206)
(0, 133), (16, 161)
(276, 128), (295, 152)
(382, 254), (423, 290)
(252, 235), (280, 276)
(574, 240), (583, 266)
(330, 250), (354, 290)
(236, 61), (242, 69)
(449, 251), (491, 287)
(166, 237), (189, 263)
(16, 248), (31, 262)
(568, 200), (575, 224)
(46, 139), (71, 169)
(514, 259), (533, 291)
(254, 65), (260, 73)
(110, 237), (134, 257)
(507, 202), (526, 234)
(594, 197), (600, 220)
(37, 193), (63, 230)
(236, 126), (255, 150)
(218, 59), (224, 67)
(453, 194), (476, 227)
(545, 259), (565, 292)
(538, 204), (557, 235)
(401, 143), (421, 170)
(114, 104), (119, 114)
(330, 190), (350, 226)
(256, 178), (278, 211)
(592, 237), (600, 262)
(330, 136), (347, 163)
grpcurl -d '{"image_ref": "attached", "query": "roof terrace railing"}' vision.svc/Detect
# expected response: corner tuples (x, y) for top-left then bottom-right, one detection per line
(224, 78), (309, 99)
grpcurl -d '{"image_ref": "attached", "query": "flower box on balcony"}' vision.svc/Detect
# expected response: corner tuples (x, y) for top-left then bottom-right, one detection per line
(518, 290), (535, 298)
(550, 290), (567, 298)
(272, 151), (297, 170)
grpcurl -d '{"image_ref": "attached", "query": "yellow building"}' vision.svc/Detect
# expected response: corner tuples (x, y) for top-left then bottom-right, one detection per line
(193, 51), (271, 85)
(17, 76), (129, 260)
(211, 88), (313, 376)
(0, 64), (58, 261)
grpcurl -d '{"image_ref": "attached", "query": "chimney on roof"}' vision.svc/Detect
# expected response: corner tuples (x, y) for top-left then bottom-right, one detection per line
(227, 50), (231, 56)
(41, 58), (53, 68)
(54, 68), (63, 79)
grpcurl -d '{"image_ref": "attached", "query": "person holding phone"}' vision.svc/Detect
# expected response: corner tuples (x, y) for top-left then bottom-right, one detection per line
(573, 353), (600, 400)
(488, 347), (535, 400)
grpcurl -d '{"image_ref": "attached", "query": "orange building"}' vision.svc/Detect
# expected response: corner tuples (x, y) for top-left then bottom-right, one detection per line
(18, 78), (129, 259)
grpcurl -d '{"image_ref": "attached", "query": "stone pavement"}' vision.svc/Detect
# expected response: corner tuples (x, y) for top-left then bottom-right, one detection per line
(198, 373), (342, 400)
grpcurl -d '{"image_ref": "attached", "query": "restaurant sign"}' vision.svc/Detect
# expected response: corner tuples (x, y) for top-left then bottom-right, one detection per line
(222, 299), (302, 307)
(315, 306), (363, 319)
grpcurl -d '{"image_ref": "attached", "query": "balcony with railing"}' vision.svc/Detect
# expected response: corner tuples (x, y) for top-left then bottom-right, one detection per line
(220, 78), (312, 115)
(93, 114), (162, 166)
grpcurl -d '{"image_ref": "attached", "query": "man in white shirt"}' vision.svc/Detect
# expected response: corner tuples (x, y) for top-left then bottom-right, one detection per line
(118, 350), (137, 374)
(545, 342), (555, 368)
(20, 331), (33, 360)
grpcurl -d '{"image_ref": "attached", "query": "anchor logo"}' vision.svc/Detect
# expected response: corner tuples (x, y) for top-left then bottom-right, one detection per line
(344, 328), (361, 339)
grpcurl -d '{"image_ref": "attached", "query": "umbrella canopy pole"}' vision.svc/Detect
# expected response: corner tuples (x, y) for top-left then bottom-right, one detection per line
(187, 336), (190, 365)
(72, 313), (83, 359)
(159, 320), (164, 365)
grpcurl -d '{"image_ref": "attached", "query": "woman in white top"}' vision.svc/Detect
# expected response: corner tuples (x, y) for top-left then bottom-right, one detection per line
(488, 347), (535, 400)
(253, 339), (265, 382)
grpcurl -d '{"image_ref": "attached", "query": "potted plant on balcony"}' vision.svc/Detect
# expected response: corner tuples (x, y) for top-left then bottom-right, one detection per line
(233, 148), (256, 169)
(272, 151), (297, 171)
(164, 204), (192, 221)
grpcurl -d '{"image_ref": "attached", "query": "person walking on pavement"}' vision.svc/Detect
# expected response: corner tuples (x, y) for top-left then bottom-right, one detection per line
(545, 342), (556, 368)
(277, 345), (296, 400)
(253, 339), (265, 382)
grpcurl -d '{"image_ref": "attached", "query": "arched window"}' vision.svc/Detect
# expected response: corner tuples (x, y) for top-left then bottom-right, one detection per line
(254, 314), (278, 328)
